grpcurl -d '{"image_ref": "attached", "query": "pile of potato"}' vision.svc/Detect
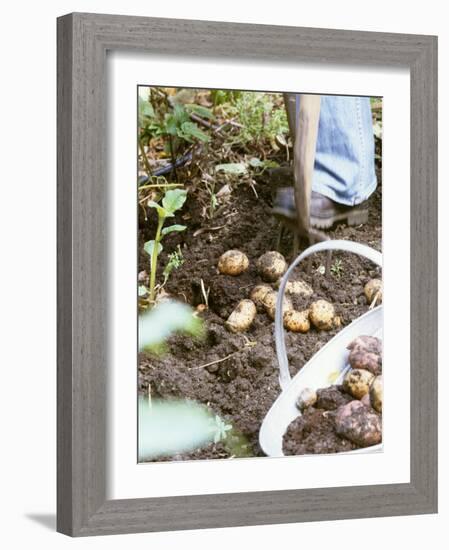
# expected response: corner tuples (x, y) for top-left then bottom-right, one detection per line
(217, 249), (342, 334)
(295, 334), (383, 448)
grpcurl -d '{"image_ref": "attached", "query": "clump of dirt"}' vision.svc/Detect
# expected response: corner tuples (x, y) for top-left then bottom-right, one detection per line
(138, 166), (382, 461)
(283, 407), (357, 455)
(283, 384), (365, 455)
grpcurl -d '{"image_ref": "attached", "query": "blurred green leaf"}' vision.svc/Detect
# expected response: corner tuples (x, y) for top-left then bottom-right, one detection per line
(138, 398), (218, 460)
(138, 300), (204, 351)
(138, 285), (148, 297)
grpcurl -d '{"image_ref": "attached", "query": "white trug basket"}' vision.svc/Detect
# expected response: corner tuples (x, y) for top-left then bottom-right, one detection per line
(259, 240), (383, 457)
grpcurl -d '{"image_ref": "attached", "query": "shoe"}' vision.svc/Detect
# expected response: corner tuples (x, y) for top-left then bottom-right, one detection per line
(272, 187), (368, 229)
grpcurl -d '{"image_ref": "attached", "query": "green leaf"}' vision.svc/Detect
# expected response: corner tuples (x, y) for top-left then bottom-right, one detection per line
(162, 189), (187, 214)
(185, 104), (216, 121)
(248, 158), (279, 170)
(172, 103), (190, 124)
(215, 163), (247, 176)
(144, 240), (163, 258)
(178, 121), (210, 143)
(164, 114), (179, 136)
(147, 200), (167, 218)
(161, 224), (187, 236)
(138, 97), (155, 126)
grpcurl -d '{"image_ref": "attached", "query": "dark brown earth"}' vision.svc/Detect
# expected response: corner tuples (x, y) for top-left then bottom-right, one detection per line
(138, 165), (382, 461)
(282, 384), (382, 455)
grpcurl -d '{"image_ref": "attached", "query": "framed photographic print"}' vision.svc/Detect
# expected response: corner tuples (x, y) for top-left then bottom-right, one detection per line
(57, 13), (438, 536)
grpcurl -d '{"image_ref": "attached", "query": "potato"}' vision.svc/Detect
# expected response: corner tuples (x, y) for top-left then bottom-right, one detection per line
(263, 290), (293, 320)
(343, 368), (375, 399)
(335, 400), (382, 447)
(347, 335), (382, 355)
(225, 299), (256, 333)
(348, 335), (382, 375)
(218, 250), (249, 276)
(370, 375), (383, 412)
(296, 387), (317, 411)
(276, 279), (313, 297)
(283, 309), (310, 333)
(349, 348), (382, 375)
(360, 393), (371, 407)
(332, 315), (342, 329)
(309, 299), (335, 330)
(257, 251), (287, 282)
(364, 278), (382, 304)
(250, 284), (273, 312)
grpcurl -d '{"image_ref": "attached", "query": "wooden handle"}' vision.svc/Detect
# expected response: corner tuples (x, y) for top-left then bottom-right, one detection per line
(293, 94), (321, 236)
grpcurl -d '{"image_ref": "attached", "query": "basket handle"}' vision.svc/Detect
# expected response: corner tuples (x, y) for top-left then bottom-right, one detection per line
(275, 239), (382, 391)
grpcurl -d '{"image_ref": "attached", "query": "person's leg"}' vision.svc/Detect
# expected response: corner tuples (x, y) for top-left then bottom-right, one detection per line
(313, 95), (377, 206)
(274, 94), (377, 228)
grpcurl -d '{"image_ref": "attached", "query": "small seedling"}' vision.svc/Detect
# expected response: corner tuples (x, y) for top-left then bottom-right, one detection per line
(330, 259), (344, 278)
(144, 189), (187, 303)
(163, 245), (184, 286)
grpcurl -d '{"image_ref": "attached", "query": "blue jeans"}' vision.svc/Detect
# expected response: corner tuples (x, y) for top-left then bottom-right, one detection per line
(289, 95), (377, 206)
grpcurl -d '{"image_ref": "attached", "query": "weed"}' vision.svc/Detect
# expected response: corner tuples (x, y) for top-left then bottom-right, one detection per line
(163, 245), (184, 286)
(330, 259), (344, 278)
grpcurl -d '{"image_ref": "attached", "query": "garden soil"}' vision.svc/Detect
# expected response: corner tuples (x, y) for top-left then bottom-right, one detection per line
(138, 167), (382, 460)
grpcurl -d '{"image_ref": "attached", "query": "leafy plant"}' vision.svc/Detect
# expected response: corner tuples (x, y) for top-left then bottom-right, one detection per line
(162, 245), (184, 285)
(140, 101), (210, 148)
(330, 258), (344, 278)
(210, 89), (242, 106)
(224, 92), (288, 149)
(144, 189), (187, 302)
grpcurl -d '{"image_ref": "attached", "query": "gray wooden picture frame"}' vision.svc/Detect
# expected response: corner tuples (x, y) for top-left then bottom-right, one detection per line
(57, 12), (438, 537)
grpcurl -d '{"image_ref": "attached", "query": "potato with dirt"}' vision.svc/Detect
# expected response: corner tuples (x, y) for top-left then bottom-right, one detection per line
(277, 279), (313, 298)
(225, 299), (257, 333)
(283, 309), (310, 333)
(370, 375), (383, 412)
(364, 278), (382, 305)
(250, 284), (273, 312)
(218, 250), (249, 276)
(347, 335), (382, 375)
(257, 251), (287, 282)
(263, 290), (293, 320)
(335, 400), (382, 447)
(296, 387), (317, 411)
(343, 368), (375, 399)
(309, 299), (336, 330)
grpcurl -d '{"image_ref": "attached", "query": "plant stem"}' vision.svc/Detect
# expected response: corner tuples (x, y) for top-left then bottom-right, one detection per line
(149, 216), (164, 303)
(139, 138), (153, 177)
(138, 183), (183, 190)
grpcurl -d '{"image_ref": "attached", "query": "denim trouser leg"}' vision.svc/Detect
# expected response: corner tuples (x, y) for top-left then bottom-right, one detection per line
(289, 95), (377, 206)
